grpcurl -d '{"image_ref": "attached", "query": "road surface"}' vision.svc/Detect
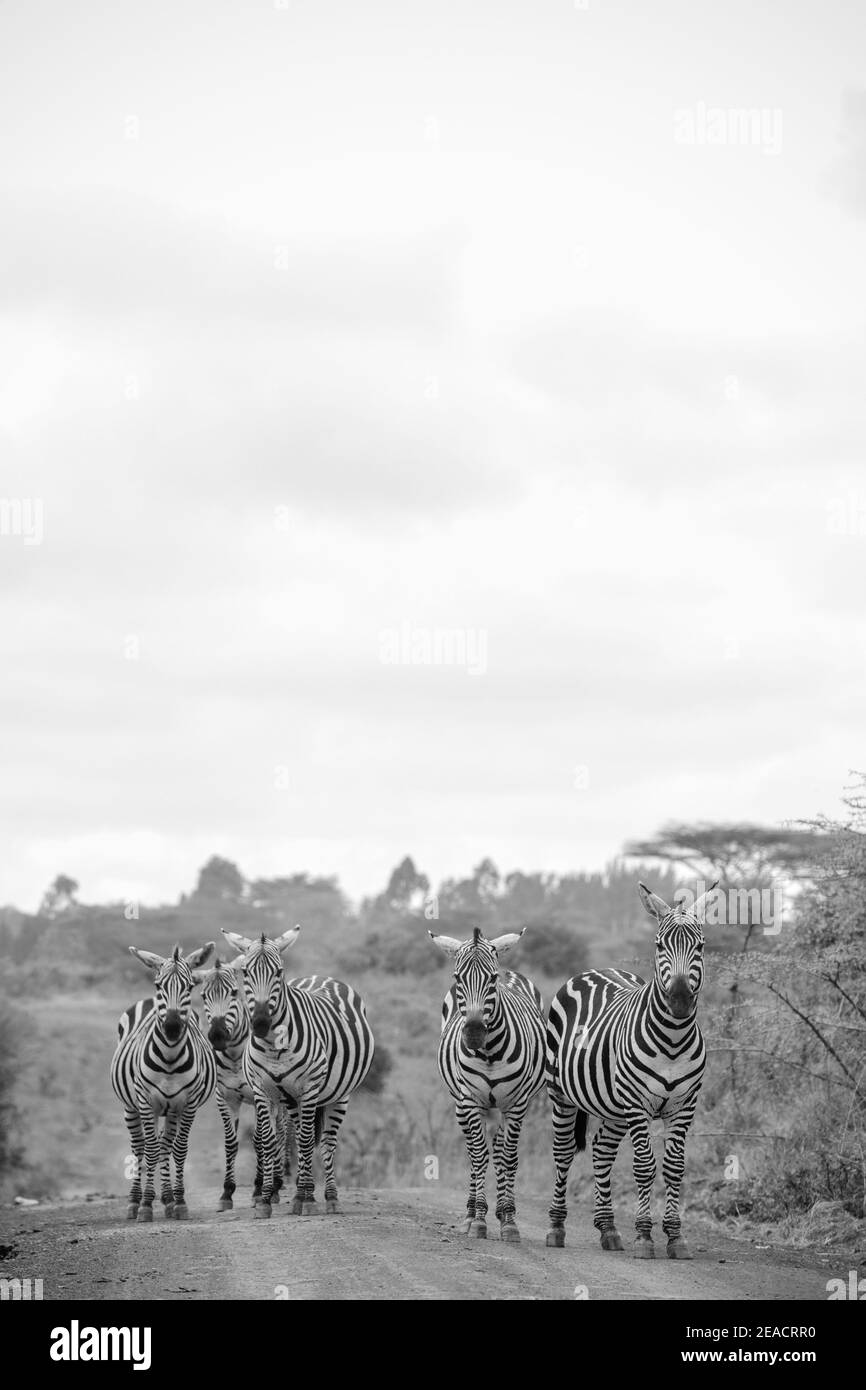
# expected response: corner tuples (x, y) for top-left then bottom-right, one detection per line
(0, 1186), (838, 1300)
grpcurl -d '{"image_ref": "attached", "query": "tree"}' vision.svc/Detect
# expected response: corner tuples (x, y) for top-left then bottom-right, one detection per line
(195, 856), (244, 901)
(378, 857), (430, 913)
(39, 875), (79, 916)
(436, 859), (503, 934)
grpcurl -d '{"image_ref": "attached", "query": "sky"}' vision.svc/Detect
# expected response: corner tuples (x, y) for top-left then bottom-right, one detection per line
(0, 0), (864, 913)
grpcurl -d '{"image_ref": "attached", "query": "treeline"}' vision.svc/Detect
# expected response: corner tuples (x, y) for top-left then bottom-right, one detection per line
(0, 854), (684, 993)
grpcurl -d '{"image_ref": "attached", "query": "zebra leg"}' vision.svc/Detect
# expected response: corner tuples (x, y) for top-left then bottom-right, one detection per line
(629, 1114), (657, 1257)
(159, 1111), (178, 1216)
(252, 1103), (265, 1206)
(136, 1108), (160, 1223)
(271, 1108), (286, 1204)
(123, 1108), (144, 1219)
(283, 1111), (295, 1190)
(169, 1107), (196, 1218)
(546, 1091), (580, 1248)
(455, 1099), (489, 1237)
(662, 1100), (697, 1259)
(253, 1092), (278, 1218)
(291, 1099), (318, 1215)
(493, 1100), (528, 1243)
(591, 1119), (628, 1250)
(217, 1091), (240, 1211)
(318, 1100), (349, 1213)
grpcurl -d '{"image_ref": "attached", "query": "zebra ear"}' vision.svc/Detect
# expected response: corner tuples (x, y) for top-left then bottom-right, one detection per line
(638, 883), (672, 921)
(428, 932), (463, 955)
(184, 941), (215, 971)
(489, 928), (526, 954)
(129, 946), (164, 972)
(225, 953), (247, 973)
(691, 881), (720, 921)
(274, 925), (301, 954)
(221, 929), (256, 953)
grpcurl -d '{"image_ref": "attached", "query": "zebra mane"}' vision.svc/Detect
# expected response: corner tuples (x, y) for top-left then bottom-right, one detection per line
(472, 927), (482, 946)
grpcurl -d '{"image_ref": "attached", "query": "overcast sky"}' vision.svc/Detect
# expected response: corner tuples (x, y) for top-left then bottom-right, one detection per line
(1, 0), (864, 913)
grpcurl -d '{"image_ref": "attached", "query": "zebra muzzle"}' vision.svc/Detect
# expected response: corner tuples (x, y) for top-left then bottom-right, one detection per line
(163, 1010), (184, 1042)
(463, 1016), (487, 1049)
(208, 1021), (230, 1051)
(666, 978), (694, 1018)
(252, 1007), (271, 1038)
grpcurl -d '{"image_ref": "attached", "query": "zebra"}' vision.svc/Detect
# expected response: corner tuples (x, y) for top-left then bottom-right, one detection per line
(545, 881), (718, 1258)
(110, 942), (217, 1222)
(221, 925), (374, 1218)
(429, 927), (546, 1243)
(193, 954), (296, 1210)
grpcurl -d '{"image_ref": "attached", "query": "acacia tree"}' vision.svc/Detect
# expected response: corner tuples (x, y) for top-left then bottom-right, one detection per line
(623, 822), (827, 949)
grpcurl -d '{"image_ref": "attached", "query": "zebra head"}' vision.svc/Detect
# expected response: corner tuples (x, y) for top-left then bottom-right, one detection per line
(221, 926), (300, 1039)
(129, 941), (214, 1042)
(192, 954), (247, 1052)
(638, 882), (719, 1019)
(429, 927), (526, 1049)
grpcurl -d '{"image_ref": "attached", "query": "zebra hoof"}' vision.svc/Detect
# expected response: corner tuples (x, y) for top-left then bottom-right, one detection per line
(666, 1238), (692, 1260)
(325, 1199), (341, 1214)
(500, 1224), (521, 1243)
(126, 1204), (139, 1220)
(173, 1204), (188, 1221)
(300, 1201), (317, 1216)
(600, 1230), (624, 1251)
(290, 1198), (304, 1215)
(459, 1217), (474, 1234)
(217, 1198), (233, 1212)
(271, 1190), (280, 1204)
(545, 1228), (565, 1248)
(254, 1201), (272, 1219)
(136, 1206), (154, 1223)
(633, 1236), (655, 1259)
(163, 1204), (174, 1218)
(469, 1219), (487, 1239)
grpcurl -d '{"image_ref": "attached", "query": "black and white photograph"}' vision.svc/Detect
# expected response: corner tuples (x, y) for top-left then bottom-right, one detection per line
(1, 0), (864, 1348)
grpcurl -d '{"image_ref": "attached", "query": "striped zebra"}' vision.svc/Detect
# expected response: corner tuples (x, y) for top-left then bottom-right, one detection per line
(194, 955), (295, 1210)
(429, 927), (546, 1243)
(221, 925), (374, 1218)
(545, 882), (717, 1258)
(110, 942), (217, 1223)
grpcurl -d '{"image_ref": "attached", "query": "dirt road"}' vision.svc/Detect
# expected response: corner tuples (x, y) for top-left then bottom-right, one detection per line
(0, 1187), (838, 1300)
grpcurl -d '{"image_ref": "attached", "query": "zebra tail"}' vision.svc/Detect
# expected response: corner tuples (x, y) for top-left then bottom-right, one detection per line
(575, 1110), (588, 1152)
(314, 1107), (325, 1146)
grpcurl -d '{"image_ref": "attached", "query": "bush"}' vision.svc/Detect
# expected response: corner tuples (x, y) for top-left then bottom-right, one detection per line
(358, 1043), (394, 1095)
(518, 923), (588, 979)
(746, 1150), (865, 1221)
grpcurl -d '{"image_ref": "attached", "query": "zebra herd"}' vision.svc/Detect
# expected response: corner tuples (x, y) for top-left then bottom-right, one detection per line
(110, 879), (717, 1259)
